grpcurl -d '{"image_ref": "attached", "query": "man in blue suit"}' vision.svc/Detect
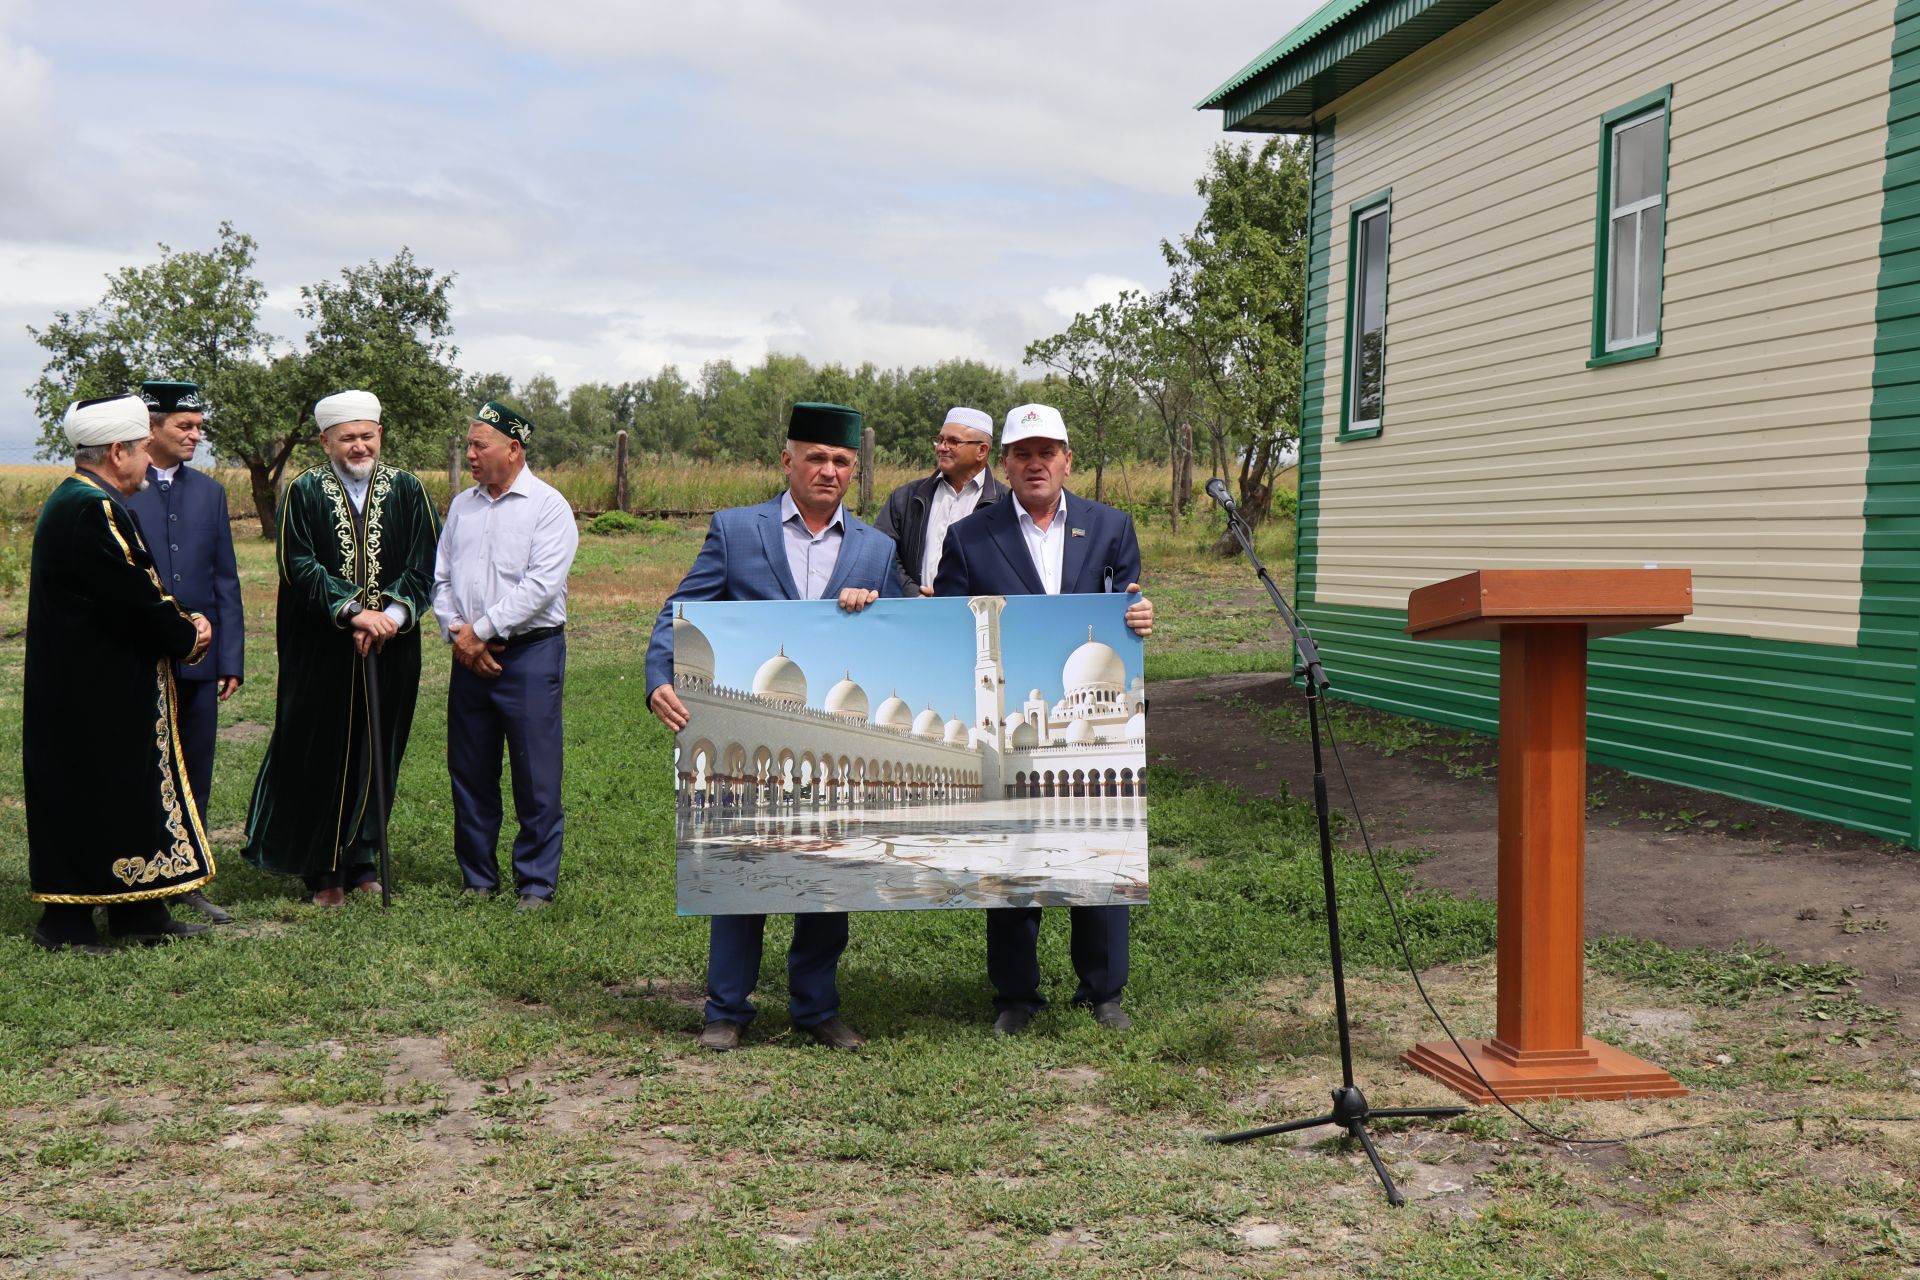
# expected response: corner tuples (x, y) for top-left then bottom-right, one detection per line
(126, 380), (243, 925)
(933, 403), (1154, 1035)
(646, 402), (908, 1052)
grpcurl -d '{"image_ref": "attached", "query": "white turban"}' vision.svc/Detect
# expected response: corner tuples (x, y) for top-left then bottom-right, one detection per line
(943, 406), (993, 439)
(315, 390), (381, 431)
(63, 395), (151, 447)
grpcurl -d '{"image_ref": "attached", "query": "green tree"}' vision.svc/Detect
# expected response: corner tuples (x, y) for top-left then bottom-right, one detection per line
(1026, 299), (1134, 503)
(1119, 290), (1200, 532)
(1161, 137), (1310, 543)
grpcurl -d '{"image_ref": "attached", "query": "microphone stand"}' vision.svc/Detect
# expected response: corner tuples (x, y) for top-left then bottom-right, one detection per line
(362, 650), (393, 909)
(1204, 489), (1465, 1206)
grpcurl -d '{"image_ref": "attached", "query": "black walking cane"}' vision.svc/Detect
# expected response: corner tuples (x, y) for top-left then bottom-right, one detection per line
(361, 649), (393, 908)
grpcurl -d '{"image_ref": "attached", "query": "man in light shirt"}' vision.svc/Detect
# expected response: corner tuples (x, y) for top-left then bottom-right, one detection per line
(433, 400), (581, 911)
(932, 403), (1154, 1035)
(874, 406), (1006, 594)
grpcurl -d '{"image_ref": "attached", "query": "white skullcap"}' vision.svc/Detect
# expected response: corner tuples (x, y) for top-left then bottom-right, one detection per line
(63, 395), (152, 448)
(943, 406), (993, 438)
(314, 390), (381, 431)
(1001, 403), (1068, 447)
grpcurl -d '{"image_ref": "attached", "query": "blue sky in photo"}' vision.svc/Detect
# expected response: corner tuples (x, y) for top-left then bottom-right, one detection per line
(0, 0), (1319, 456)
(682, 593), (1142, 726)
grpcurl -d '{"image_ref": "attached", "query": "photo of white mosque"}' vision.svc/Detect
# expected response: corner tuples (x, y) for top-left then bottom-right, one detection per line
(671, 594), (1148, 915)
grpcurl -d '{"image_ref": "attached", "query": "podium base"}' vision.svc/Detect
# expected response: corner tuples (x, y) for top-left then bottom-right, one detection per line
(1404, 1036), (1688, 1104)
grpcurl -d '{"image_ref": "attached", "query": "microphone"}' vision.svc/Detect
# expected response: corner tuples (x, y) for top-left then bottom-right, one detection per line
(1205, 477), (1240, 521)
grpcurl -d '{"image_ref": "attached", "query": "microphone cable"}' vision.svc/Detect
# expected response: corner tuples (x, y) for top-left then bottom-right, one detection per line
(1312, 703), (1920, 1147)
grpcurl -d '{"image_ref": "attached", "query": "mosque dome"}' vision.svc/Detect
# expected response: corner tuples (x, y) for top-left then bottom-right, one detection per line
(1063, 627), (1126, 694)
(824, 672), (869, 721)
(1004, 709), (1026, 731)
(672, 610), (714, 683)
(751, 646), (807, 705)
(1125, 710), (1146, 739)
(943, 718), (968, 744)
(913, 705), (944, 739)
(1010, 719), (1039, 748)
(1028, 688), (1045, 703)
(1065, 717), (1096, 745)
(874, 690), (914, 732)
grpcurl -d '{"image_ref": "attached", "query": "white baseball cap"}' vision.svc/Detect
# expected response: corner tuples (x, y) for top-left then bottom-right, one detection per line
(1001, 403), (1068, 446)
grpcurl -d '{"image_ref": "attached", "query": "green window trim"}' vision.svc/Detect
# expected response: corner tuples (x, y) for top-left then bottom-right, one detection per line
(1588, 85), (1673, 368)
(1339, 187), (1393, 440)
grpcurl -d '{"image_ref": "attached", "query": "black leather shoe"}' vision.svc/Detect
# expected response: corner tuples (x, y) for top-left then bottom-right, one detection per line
(31, 927), (110, 956)
(698, 1020), (745, 1052)
(119, 918), (211, 946)
(803, 1016), (866, 1050)
(178, 889), (232, 924)
(1091, 1001), (1131, 1030)
(991, 1008), (1034, 1037)
(515, 894), (551, 913)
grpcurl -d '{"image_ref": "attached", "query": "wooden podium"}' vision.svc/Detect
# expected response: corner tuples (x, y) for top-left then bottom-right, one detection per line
(1400, 569), (1692, 1103)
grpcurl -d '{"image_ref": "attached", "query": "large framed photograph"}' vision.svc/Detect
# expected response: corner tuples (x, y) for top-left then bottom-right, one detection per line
(671, 594), (1148, 914)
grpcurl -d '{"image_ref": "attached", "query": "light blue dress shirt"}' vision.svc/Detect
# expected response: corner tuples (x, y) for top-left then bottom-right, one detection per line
(779, 490), (845, 600)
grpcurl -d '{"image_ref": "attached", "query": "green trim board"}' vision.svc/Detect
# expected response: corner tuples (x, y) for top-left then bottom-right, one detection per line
(1199, 0), (1506, 131)
(1269, 6), (1920, 844)
(1588, 86), (1673, 367)
(1339, 188), (1393, 439)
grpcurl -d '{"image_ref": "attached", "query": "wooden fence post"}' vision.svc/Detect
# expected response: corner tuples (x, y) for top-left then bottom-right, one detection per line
(614, 430), (630, 513)
(859, 426), (875, 515)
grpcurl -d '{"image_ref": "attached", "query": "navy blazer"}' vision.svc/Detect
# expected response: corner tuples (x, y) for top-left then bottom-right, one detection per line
(125, 464), (244, 682)
(645, 496), (909, 696)
(930, 489), (1141, 599)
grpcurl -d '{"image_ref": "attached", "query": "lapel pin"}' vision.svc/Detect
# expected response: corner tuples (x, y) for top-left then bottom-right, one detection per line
(1070, 527), (1086, 538)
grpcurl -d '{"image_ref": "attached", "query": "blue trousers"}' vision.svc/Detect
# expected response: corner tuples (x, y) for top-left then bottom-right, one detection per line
(175, 676), (219, 829)
(705, 912), (848, 1028)
(447, 633), (566, 899)
(986, 905), (1130, 1014)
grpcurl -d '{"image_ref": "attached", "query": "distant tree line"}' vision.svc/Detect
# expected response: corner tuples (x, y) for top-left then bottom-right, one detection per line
(26, 138), (1307, 542)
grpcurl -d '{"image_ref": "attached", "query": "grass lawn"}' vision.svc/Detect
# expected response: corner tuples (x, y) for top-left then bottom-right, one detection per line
(0, 514), (1915, 1277)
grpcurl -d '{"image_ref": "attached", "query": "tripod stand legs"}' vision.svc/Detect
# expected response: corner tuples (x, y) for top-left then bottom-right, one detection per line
(1209, 1085), (1467, 1206)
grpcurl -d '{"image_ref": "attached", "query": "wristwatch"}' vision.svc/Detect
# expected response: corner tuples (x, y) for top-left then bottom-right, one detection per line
(343, 600), (365, 620)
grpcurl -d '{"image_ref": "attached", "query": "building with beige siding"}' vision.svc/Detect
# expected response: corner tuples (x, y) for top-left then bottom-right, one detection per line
(1203, 0), (1920, 841)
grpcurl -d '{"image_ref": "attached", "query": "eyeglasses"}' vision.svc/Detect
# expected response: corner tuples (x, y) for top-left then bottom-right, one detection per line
(932, 434), (988, 448)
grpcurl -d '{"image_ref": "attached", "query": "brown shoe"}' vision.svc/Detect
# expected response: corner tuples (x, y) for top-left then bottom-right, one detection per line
(803, 1016), (866, 1050)
(351, 881), (382, 898)
(178, 889), (233, 924)
(698, 1020), (745, 1052)
(311, 887), (346, 907)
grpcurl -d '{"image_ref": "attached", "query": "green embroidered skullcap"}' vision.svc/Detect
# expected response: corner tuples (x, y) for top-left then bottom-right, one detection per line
(140, 381), (204, 414)
(475, 399), (534, 445)
(787, 402), (863, 450)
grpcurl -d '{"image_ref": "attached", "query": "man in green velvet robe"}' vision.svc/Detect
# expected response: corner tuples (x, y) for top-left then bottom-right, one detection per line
(242, 390), (440, 904)
(25, 395), (217, 952)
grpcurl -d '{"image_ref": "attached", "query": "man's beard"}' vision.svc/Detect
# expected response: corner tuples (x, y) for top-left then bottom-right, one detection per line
(338, 458), (375, 482)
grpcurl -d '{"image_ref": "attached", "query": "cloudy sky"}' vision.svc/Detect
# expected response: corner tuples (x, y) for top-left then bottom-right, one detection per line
(0, 0), (1315, 455)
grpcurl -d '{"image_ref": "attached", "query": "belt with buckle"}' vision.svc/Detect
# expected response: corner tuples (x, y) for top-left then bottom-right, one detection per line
(502, 625), (565, 650)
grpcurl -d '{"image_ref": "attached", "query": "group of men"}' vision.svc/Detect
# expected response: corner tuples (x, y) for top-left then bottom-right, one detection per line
(23, 382), (1155, 1050)
(23, 385), (578, 952)
(644, 400), (1153, 1050)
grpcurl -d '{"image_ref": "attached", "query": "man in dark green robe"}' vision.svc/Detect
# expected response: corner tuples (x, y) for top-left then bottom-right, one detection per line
(242, 390), (440, 904)
(25, 395), (217, 951)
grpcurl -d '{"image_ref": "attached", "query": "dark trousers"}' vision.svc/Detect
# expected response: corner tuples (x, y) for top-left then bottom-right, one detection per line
(447, 634), (566, 899)
(176, 676), (219, 829)
(986, 905), (1130, 1014)
(705, 912), (849, 1028)
(38, 900), (170, 942)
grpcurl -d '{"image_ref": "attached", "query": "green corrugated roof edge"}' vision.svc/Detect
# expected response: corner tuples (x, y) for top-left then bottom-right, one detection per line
(1196, 0), (1375, 109)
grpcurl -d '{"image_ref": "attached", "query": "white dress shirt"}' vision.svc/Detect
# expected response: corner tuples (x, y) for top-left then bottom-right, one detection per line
(921, 468), (987, 588)
(152, 463), (180, 484)
(1016, 491), (1068, 595)
(333, 463), (409, 628)
(432, 465), (580, 641)
(779, 490), (845, 600)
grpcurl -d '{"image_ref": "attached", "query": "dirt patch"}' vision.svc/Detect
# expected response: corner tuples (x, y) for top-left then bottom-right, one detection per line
(1153, 674), (1920, 1020)
(216, 720), (268, 744)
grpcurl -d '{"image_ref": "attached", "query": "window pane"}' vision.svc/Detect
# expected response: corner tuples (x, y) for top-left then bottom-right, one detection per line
(1608, 214), (1637, 345)
(1351, 209), (1388, 424)
(1634, 205), (1662, 337)
(1612, 116), (1661, 208)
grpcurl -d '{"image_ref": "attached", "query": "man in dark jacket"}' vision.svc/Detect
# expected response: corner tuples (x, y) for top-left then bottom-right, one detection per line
(126, 380), (243, 924)
(874, 406), (1005, 595)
